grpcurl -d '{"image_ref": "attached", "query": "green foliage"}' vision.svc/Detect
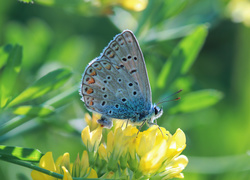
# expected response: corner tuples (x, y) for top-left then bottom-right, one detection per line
(7, 68), (72, 107)
(169, 89), (224, 114)
(157, 25), (208, 89)
(0, 45), (22, 107)
(0, 0), (249, 179)
(0, 145), (43, 162)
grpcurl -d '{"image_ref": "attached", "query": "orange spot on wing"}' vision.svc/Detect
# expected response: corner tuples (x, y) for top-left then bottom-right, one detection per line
(89, 101), (93, 106)
(90, 71), (97, 76)
(86, 88), (93, 94)
(88, 77), (95, 84)
(96, 66), (102, 70)
(109, 52), (115, 58)
(105, 64), (111, 70)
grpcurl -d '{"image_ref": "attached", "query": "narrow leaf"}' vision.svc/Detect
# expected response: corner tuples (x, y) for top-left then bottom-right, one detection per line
(13, 105), (55, 117)
(157, 25), (208, 89)
(169, 89), (223, 114)
(7, 68), (72, 107)
(0, 44), (13, 69)
(0, 44), (22, 108)
(0, 145), (43, 162)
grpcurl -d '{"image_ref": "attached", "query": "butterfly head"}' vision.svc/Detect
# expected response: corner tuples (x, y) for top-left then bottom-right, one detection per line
(145, 104), (163, 126)
(153, 105), (163, 119)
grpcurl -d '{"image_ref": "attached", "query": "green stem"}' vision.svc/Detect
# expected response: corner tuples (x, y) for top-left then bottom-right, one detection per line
(0, 115), (32, 136)
(0, 157), (99, 180)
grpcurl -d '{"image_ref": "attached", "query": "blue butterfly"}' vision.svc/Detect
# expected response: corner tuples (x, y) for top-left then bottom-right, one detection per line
(80, 30), (163, 129)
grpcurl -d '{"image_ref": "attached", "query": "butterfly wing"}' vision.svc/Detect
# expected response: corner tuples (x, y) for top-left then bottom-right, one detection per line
(80, 30), (152, 120)
(102, 30), (152, 108)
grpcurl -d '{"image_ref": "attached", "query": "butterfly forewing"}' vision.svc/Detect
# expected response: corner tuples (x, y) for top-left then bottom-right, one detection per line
(81, 30), (152, 120)
(103, 31), (152, 106)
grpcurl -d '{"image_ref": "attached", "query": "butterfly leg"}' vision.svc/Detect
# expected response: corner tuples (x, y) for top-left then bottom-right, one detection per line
(97, 115), (113, 129)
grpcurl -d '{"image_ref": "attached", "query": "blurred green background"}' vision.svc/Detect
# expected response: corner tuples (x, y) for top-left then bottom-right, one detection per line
(0, 0), (250, 179)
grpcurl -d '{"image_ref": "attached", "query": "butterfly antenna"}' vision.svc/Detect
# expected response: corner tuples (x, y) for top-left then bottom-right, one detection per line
(157, 89), (182, 105)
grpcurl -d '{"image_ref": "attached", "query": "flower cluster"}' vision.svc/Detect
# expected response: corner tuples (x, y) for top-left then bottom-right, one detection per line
(31, 113), (188, 179)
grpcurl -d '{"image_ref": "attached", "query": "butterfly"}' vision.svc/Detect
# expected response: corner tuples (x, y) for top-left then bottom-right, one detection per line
(80, 30), (163, 129)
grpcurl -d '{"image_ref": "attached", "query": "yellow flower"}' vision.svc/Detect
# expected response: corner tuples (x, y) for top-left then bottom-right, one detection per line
(119, 0), (148, 11)
(32, 114), (188, 179)
(227, 0), (250, 26)
(84, 113), (100, 131)
(96, 118), (188, 179)
(31, 151), (97, 180)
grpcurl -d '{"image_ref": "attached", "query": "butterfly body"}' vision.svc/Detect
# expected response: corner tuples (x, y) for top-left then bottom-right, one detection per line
(80, 30), (162, 128)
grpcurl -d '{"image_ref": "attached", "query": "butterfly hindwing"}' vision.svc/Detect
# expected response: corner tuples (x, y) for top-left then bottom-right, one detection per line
(81, 59), (144, 119)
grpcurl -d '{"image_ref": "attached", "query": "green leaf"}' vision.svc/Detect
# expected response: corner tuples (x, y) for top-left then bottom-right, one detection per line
(0, 44), (22, 108)
(0, 145), (43, 162)
(157, 25), (208, 89)
(169, 89), (223, 114)
(13, 105), (55, 117)
(18, 0), (34, 3)
(0, 44), (13, 69)
(7, 68), (72, 107)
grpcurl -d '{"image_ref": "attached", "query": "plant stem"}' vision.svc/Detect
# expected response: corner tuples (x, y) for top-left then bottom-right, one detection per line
(0, 157), (99, 180)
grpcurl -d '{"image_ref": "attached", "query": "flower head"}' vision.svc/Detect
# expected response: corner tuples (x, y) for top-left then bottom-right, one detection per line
(32, 113), (188, 179)
(31, 151), (97, 180)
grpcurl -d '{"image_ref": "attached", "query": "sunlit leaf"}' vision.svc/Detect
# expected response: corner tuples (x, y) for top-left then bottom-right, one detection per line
(169, 89), (223, 114)
(0, 44), (22, 108)
(0, 145), (43, 162)
(0, 44), (13, 69)
(7, 68), (72, 107)
(18, 0), (34, 3)
(13, 105), (55, 117)
(157, 25), (208, 89)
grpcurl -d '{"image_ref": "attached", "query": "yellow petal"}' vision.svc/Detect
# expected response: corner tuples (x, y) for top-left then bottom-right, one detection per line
(98, 143), (108, 161)
(31, 152), (56, 180)
(139, 139), (168, 174)
(161, 155), (188, 179)
(81, 126), (91, 147)
(55, 155), (63, 173)
(86, 167), (98, 178)
(166, 128), (186, 157)
(81, 126), (102, 152)
(61, 153), (71, 173)
(107, 130), (114, 154)
(80, 151), (89, 177)
(120, 0), (148, 11)
(62, 166), (73, 180)
(31, 171), (48, 180)
(137, 127), (158, 157)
